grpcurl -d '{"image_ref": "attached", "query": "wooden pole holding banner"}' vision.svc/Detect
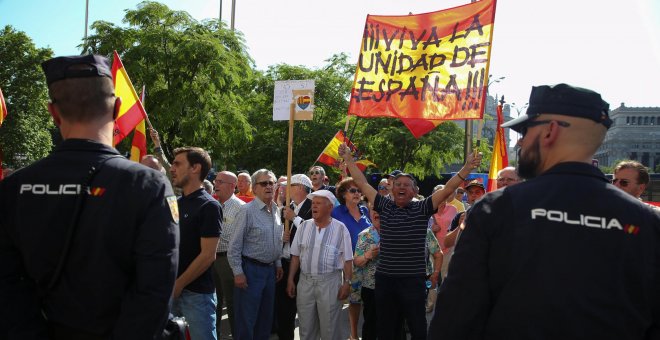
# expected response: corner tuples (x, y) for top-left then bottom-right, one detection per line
(284, 103), (295, 233)
(138, 85), (155, 131)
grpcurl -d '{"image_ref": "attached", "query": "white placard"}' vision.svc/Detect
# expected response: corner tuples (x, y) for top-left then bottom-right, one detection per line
(273, 80), (315, 121)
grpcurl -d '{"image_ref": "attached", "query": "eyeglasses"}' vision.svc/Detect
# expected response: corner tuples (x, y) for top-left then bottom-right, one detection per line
(377, 186), (387, 190)
(214, 180), (235, 185)
(256, 181), (276, 187)
(520, 120), (571, 138)
(612, 178), (631, 187)
(308, 170), (322, 176)
(348, 188), (361, 194)
(457, 190), (465, 194)
(497, 177), (517, 182)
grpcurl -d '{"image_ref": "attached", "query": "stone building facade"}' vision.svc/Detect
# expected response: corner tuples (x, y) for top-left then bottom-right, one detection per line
(595, 103), (660, 170)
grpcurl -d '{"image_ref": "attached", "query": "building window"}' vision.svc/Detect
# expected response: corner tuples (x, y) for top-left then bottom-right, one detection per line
(642, 152), (649, 166)
(644, 117), (649, 125)
(631, 117), (636, 125)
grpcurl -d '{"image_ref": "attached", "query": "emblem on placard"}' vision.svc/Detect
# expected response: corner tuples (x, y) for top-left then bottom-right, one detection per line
(296, 95), (311, 110)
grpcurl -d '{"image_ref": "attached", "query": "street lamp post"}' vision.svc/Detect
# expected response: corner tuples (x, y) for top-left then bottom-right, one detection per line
(509, 102), (528, 163)
(464, 75), (505, 162)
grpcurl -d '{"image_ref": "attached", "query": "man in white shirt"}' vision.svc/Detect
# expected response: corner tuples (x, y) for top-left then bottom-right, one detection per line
(287, 190), (353, 340)
(211, 171), (244, 338)
(276, 174), (313, 340)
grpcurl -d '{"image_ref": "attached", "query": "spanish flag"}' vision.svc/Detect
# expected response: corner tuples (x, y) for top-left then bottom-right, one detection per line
(348, 0), (497, 138)
(0, 86), (7, 181)
(0, 86), (6, 126)
(130, 87), (147, 162)
(111, 51), (148, 146)
(487, 101), (508, 192)
(317, 131), (376, 171)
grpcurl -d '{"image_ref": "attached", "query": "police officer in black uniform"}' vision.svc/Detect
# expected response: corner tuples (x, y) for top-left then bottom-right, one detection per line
(0, 55), (179, 339)
(429, 84), (660, 339)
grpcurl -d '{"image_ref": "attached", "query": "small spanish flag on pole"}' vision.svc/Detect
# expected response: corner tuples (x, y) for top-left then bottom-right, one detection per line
(486, 98), (508, 192)
(111, 50), (148, 146)
(316, 131), (376, 171)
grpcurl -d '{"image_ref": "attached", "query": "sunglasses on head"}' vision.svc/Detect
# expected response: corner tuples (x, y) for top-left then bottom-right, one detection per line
(256, 181), (275, 187)
(520, 119), (571, 138)
(348, 188), (361, 194)
(612, 178), (631, 187)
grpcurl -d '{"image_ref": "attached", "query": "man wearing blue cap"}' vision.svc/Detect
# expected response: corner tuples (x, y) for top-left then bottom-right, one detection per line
(0, 55), (179, 339)
(429, 84), (660, 339)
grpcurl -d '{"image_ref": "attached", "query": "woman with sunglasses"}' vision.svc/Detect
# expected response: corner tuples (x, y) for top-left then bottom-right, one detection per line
(331, 177), (373, 340)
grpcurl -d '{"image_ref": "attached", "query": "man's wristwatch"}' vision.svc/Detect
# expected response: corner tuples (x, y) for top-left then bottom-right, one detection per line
(344, 279), (351, 285)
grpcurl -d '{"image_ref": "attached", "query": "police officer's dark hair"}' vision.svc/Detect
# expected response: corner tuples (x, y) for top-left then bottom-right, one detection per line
(614, 160), (650, 185)
(47, 67), (115, 123)
(173, 147), (212, 182)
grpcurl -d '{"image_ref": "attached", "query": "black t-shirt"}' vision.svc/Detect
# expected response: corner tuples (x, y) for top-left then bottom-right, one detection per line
(177, 188), (222, 294)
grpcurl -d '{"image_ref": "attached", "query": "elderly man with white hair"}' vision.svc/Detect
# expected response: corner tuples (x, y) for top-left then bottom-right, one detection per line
(287, 190), (353, 340)
(496, 166), (520, 189)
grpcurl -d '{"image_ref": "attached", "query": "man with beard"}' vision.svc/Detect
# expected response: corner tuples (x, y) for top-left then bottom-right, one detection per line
(428, 84), (660, 339)
(170, 147), (222, 340)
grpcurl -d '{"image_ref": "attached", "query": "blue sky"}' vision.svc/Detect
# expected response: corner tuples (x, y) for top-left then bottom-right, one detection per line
(2, 0), (660, 115)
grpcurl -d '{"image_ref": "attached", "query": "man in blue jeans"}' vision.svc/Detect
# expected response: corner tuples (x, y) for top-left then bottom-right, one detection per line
(228, 169), (284, 339)
(170, 147), (223, 340)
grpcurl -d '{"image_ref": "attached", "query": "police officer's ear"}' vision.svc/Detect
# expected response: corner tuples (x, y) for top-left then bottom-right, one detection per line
(113, 97), (122, 120)
(47, 101), (62, 127)
(541, 121), (562, 147)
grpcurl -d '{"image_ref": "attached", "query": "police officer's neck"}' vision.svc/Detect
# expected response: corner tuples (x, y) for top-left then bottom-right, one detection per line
(539, 151), (595, 174)
(59, 119), (115, 147)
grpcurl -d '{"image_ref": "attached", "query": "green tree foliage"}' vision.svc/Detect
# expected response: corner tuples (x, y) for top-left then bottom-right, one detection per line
(233, 54), (353, 177)
(0, 26), (54, 169)
(235, 53), (471, 180)
(80, 1), (470, 179)
(355, 118), (470, 179)
(83, 1), (254, 165)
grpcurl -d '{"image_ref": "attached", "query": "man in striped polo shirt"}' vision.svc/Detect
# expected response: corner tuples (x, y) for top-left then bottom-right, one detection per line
(286, 189), (353, 340)
(340, 143), (482, 340)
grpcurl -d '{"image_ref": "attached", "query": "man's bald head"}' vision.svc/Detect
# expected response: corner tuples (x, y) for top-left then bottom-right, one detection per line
(140, 155), (164, 172)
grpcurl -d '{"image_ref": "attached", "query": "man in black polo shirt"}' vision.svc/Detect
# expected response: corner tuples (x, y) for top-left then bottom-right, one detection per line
(170, 147), (222, 340)
(429, 84), (660, 339)
(340, 144), (482, 340)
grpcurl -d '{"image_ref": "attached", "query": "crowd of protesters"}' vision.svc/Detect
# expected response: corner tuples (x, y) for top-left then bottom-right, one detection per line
(1, 54), (659, 340)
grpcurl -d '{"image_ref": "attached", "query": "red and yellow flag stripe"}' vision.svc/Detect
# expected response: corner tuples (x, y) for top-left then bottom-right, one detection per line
(111, 51), (148, 146)
(487, 102), (508, 192)
(0, 86), (7, 126)
(317, 131), (376, 172)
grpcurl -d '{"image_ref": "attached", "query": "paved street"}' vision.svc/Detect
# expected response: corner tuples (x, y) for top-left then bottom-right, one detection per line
(216, 302), (434, 339)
